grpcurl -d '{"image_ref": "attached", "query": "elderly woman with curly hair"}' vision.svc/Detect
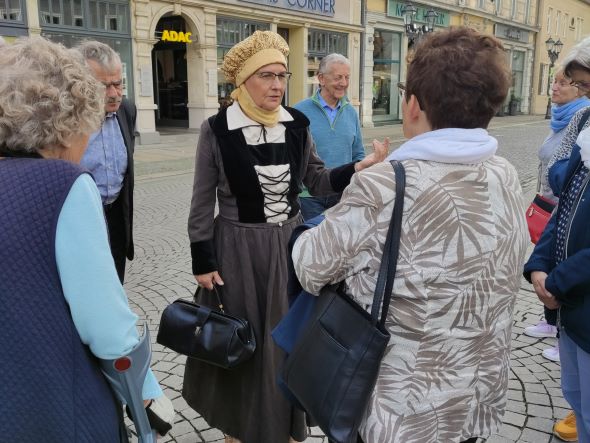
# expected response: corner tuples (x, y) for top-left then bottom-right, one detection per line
(0, 37), (173, 441)
(292, 27), (528, 443)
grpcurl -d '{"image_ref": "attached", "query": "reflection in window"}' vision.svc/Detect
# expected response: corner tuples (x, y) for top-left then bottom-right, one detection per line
(511, 50), (525, 109)
(39, 0), (128, 32)
(307, 29), (348, 97)
(372, 30), (401, 123)
(0, 0), (23, 21)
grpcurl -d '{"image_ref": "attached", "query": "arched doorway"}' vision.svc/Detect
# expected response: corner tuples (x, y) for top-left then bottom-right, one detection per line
(153, 15), (190, 128)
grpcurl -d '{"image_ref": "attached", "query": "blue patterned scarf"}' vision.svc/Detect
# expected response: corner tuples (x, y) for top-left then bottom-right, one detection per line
(551, 97), (590, 132)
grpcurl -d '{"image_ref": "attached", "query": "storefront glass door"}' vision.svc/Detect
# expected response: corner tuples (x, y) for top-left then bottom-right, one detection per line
(372, 30), (401, 124)
(153, 15), (189, 127)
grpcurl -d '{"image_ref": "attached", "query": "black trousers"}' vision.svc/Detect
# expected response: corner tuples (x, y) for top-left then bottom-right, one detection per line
(104, 201), (127, 284)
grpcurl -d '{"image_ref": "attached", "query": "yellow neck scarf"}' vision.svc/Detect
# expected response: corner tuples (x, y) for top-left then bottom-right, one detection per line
(230, 85), (280, 127)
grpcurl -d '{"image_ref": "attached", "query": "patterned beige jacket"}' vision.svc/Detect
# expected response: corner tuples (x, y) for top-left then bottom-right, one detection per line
(292, 158), (528, 443)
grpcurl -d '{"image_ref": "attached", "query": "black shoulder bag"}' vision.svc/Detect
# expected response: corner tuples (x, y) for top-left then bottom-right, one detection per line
(282, 160), (406, 443)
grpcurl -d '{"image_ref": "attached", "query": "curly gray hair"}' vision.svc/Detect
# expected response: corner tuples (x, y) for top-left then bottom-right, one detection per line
(0, 36), (105, 154)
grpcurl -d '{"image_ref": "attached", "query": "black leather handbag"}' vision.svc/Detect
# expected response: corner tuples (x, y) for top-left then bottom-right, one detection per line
(282, 160), (405, 443)
(157, 286), (256, 369)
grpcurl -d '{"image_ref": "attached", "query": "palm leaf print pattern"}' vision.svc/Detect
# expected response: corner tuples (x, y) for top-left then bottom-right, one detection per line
(293, 158), (528, 443)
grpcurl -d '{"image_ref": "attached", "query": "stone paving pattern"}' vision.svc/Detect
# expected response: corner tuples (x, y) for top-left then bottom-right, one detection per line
(124, 115), (571, 442)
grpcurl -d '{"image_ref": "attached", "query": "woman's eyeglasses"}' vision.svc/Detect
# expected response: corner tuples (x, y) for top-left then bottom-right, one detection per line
(256, 72), (292, 85)
(397, 82), (406, 98)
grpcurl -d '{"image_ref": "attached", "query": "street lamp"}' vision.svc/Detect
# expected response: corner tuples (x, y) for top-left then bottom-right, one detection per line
(401, 2), (438, 46)
(544, 37), (564, 119)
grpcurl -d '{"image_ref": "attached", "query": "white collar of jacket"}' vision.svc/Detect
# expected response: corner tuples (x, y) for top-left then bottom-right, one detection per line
(226, 101), (294, 130)
(386, 128), (498, 164)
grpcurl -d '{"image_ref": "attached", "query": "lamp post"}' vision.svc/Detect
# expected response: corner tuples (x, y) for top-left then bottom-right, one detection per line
(544, 37), (564, 119)
(400, 2), (438, 46)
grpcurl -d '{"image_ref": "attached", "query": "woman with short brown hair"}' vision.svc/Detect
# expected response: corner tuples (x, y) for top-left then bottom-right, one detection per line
(292, 27), (528, 443)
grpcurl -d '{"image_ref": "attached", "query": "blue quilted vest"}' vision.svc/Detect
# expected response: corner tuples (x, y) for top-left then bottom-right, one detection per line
(0, 158), (122, 442)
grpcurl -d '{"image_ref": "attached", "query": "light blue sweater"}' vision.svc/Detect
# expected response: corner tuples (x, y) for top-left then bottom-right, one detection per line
(294, 90), (365, 169)
(56, 174), (162, 400)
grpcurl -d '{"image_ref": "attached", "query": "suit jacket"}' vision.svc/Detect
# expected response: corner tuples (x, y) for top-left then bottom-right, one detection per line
(114, 98), (136, 260)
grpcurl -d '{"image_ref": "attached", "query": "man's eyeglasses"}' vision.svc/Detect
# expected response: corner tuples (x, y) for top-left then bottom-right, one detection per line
(397, 82), (406, 98)
(571, 80), (590, 93)
(102, 80), (123, 91)
(256, 72), (292, 84)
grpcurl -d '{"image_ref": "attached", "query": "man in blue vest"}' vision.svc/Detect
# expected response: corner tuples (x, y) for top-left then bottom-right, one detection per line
(295, 53), (365, 220)
(77, 41), (135, 283)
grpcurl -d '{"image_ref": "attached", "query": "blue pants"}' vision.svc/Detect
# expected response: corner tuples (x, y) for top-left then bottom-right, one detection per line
(560, 329), (590, 443)
(300, 194), (341, 222)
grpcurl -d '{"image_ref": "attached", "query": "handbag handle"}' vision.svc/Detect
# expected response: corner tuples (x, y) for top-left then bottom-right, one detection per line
(369, 160), (406, 328)
(194, 285), (225, 313)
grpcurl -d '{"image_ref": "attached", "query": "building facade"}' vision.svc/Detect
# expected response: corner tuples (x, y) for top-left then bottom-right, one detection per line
(5, 0), (590, 142)
(131, 0), (364, 143)
(531, 0), (590, 116)
(364, 0), (539, 125)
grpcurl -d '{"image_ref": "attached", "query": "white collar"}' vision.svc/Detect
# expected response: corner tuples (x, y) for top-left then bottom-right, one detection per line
(226, 102), (294, 131)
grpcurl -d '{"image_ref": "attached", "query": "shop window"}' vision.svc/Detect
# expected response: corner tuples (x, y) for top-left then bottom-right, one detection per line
(372, 30), (402, 124)
(40, 0), (128, 33)
(105, 14), (119, 30)
(0, 0), (24, 22)
(538, 63), (548, 95)
(42, 31), (133, 99)
(511, 50), (525, 107)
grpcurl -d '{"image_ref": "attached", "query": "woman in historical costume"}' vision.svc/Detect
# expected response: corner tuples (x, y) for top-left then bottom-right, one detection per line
(183, 31), (387, 443)
(292, 27), (528, 443)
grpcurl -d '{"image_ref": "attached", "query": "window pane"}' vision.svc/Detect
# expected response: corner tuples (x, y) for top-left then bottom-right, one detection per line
(372, 30), (401, 122)
(98, 2), (107, 28)
(88, 0), (97, 27)
(73, 0), (82, 26)
(39, 0), (50, 23)
(63, 0), (72, 26)
(50, 0), (62, 24)
(1, 0), (23, 21)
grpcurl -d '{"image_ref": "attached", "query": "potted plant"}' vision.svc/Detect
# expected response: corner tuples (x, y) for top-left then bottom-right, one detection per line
(508, 94), (521, 116)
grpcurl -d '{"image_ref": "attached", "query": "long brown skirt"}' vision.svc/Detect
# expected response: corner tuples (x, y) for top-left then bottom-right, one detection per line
(182, 215), (306, 443)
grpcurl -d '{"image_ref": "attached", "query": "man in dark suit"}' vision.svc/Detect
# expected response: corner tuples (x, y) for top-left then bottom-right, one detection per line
(77, 41), (135, 283)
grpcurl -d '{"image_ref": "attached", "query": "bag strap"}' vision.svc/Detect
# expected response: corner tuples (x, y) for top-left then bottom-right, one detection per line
(370, 160), (406, 328)
(194, 285), (225, 313)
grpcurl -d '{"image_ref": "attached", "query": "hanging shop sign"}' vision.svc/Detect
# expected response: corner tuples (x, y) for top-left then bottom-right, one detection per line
(238, 0), (335, 17)
(161, 30), (192, 43)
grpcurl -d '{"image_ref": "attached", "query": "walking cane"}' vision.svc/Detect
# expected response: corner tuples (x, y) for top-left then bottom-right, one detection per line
(100, 323), (157, 443)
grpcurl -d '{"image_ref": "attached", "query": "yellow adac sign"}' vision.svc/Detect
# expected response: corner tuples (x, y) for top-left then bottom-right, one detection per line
(161, 30), (192, 43)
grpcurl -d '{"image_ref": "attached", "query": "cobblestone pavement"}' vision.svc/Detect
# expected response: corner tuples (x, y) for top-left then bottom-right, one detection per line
(124, 116), (572, 442)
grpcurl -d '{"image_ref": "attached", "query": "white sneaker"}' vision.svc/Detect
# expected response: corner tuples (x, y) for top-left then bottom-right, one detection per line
(542, 345), (560, 362)
(524, 321), (558, 338)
